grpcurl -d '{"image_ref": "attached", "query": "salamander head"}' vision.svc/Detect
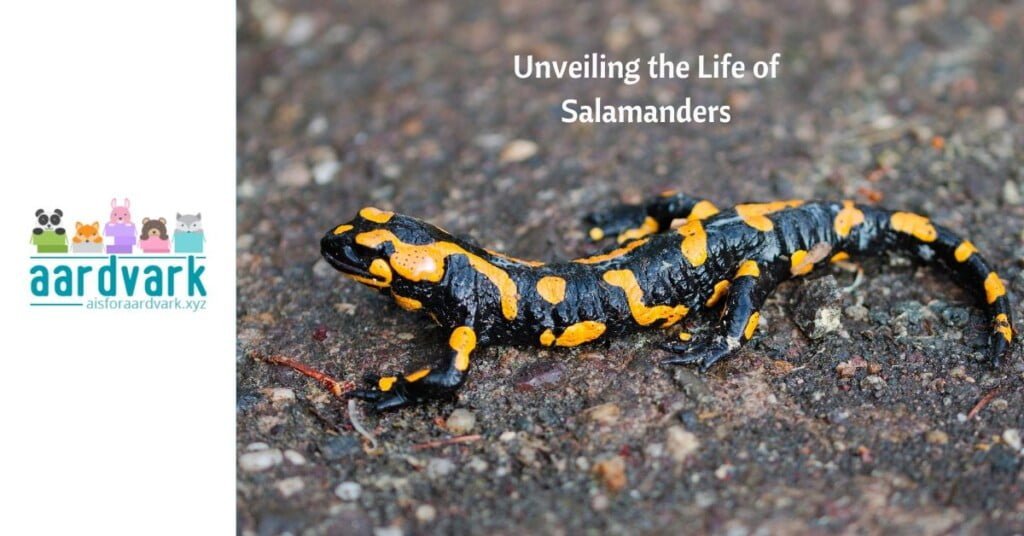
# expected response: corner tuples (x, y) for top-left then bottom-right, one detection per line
(320, 206), (448, 302)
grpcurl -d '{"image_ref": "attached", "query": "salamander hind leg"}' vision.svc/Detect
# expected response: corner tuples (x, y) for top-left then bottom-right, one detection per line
(662, 260), (778, 371)
(348, 326), (478, 410)
(583, 191), (719, 244)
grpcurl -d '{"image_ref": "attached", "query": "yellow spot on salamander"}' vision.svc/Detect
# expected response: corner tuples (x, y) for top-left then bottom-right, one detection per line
(574, 239), (648, 264)
(659, 189), (678, 197)
(830, 252), (850, 263)
(677, 219), (708, 267)
(378, 376), (397, 391)
(589, 227), (605, 241)
(539, 329), (555, 346)
(890, 212), (937, 242)
(333, 224), (353, 235)
(537, 276), (567, 305)
(954, 241), (978, 263)
(735, 260), (760, 279)
(995, 313), (1013, 343)
(369, 259), (393, 284)
(617, 216), (659, 243)
(790, 250), (814, 276)
(357, 230), (520, 320)
(689, 200), (720, 221)
(603, 270), (690, 327)
(833, 200), (865, 238)
(735, 200), (803, 232)
(985, 272), (1006, 304)
(744, 312), (760, 340)
(391, 292), (422, 311)
(553, 321), (607, 347)
(404, 368), (431, 382)
(706, 280), (730, 307)
(449, 326), (477, 371)
(678, 332), (692, 341)
(359, 206), (394, 223)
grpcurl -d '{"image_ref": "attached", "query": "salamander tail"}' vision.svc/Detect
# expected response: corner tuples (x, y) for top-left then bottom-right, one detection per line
(852, 208), (1014, 366)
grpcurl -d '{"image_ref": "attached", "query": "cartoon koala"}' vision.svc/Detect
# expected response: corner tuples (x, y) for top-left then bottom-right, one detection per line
(139, 217), (171, 253)
(30, 209), (68, 253)
(70, 221), (105, 253)
(173, 212), (205, 253)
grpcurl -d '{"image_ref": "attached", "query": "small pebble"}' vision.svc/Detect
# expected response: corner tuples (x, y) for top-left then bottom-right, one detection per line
(283, 450), (306, 465)
(499, 431), (517, 442)
(714, 463), (735, 480)
(445, 409), (476, 434)
(666, 426), (700, 463)
(335, 481), (362, 501)
(275, 477), (304, 498)
(925, 430), (949, 445)
(276, 162), (311, 186)
(246, 442), (270, 451)
(499, 139), (538, 163)
(264, 387), (295, 403)
(593, 456), (627, 492)
(591, 493), (610, 511)
(239, 448), (283, 472)
(415, 504), (437, 523)
(1002, 429), (1022, 451)
(426, 458), (456, 479)
(845, 304), (869, 321)
(587, 403), (621, 425)
(373, 527), (403, 536)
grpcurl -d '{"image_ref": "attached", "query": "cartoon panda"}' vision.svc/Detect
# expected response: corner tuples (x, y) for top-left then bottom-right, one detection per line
(34, 209), (65, 235)
(30, 208), (69, 253)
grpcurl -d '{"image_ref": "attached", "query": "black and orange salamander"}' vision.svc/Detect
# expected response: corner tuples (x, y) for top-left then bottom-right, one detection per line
(273, 191), (1015, 410)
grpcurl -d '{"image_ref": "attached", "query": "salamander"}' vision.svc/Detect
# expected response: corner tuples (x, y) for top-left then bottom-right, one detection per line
(277, 192), (1015, 410)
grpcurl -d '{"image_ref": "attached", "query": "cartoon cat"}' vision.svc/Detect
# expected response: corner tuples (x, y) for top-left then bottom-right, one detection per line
(173, 212), (205, 253)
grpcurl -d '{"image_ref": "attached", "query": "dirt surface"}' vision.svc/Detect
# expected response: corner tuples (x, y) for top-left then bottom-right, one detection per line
(237, 2), (1024, 534)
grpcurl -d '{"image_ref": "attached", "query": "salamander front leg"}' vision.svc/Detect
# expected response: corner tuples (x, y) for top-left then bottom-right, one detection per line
(663, 260), (776, 371)
(584, 191), (720, 243)
(348, 327), (477, 411)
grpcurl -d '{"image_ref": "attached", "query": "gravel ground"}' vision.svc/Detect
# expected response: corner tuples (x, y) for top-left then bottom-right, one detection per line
(237, 1), (1024, 534)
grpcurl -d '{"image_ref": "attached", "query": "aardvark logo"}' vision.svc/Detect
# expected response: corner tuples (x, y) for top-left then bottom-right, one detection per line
(29, 197), (208, 311)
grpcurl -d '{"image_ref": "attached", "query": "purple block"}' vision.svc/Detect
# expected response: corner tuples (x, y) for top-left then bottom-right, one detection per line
(114, 234), (137, 246)
(105, 222), (137, 239)
(106, 244), (133, 254)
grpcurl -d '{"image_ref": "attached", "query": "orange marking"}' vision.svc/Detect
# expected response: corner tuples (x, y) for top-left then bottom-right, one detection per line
(449, 327), (477, 371)
(552, 321), (606, 346)
(954, 241), (977, 263)
(830, 252), (850, 263)
(537, 276), (567, 305)
(617, 216), (659, 243)
(890, 212), (937, 242)
(574, 239), (648, 264)
(984, 273), (1006, 304)
(677, 219), (708, 266)
(790, 250), (814, 276)
(833, 200), (865, 238)
(689, 200), (720, 221)
(539, 329), (556, 346)
(391, 292), (422, 311)
(743, 312), (760, 340)
(333, 224), (353, 235)
(735, 260), (760, 278)
(706, 280), (730, 307)
(603, 270), (690, 327)
(359, 207), (394, 223)
(994, 313), (1013, 343)
(735, 200), (803, 232)
(357, 230), (519, 320)
(378, 376), (398, 391)
(404, 368), (431, 382)
(589, 227), (605, 241)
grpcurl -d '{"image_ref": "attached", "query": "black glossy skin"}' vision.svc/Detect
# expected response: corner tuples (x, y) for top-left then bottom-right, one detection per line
(320, 193), (1015, 410)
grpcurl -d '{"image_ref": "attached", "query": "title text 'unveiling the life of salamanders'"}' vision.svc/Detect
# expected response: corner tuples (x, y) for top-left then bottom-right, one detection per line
(513, 53), (781, 124)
